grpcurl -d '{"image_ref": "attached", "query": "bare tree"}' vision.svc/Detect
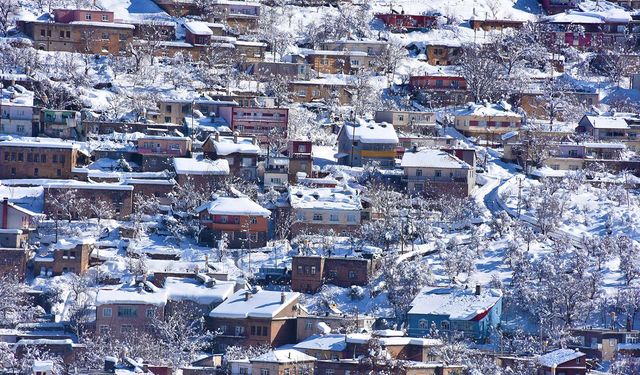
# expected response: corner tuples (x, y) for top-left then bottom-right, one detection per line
(0, 0), (19, 36)
(459, 43), (502, 103)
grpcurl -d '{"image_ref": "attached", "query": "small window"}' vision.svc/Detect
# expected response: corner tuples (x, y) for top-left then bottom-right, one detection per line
(85, 13), (92, 20)
(330, 214), (339, 222)
(33, 168), (39, 177)
(146, 308), (155, 318)
(348, 271), (357, 279)
(103, 307), (112, 317)
(441, 320), (450, 330)
(251, 217), (257, 224)
(313, 213), (323, 221)
(347, 214), (356, 223)
(102, 14), (108, 21)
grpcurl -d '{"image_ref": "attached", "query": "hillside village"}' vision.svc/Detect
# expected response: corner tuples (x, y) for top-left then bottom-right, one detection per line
(1, 0), (640, 373)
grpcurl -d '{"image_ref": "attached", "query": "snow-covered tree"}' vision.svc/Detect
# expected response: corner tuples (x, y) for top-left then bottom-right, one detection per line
(0, 274), (36, 327)
(459, 44), (502, 103)
(0, 0), (19, 36)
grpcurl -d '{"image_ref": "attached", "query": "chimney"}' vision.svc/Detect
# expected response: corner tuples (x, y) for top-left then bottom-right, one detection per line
(245, 291), (251, 301)
(233, 131), (239, 144)
(475, 284), (481, 296)
(1, 197), (8, 229)
(215, 132), (220, 142)
(280, 292), (286, 304)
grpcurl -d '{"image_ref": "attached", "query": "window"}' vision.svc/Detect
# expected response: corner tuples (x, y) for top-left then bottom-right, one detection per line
(65, 31), (70, 38)
(220, 216), (228, 224)
(56, 169), (61, 177)
(60, 155), (65, 164)
(17, 153), (23, 161)
(284, 369), (290, 375)
(33, 168), (39, 177)
(103, 307), (112, 317)
(418, 319), (428, 329)
(119, 34), (127, 41)
(330, 214), (339, 222)
(441, 320), (450, 330)
(348, 271), (357, 279)
(435, 170), (442, 177)
(260, 369), (270, 375)
(40, 29), (45, 37)
(325, 370), (335, 375)
(297, 265), (303, 275)
(146, 308), (155, 318)
(10, 168), (15, 176)
(313, 213), (323, 221)
(41, 154), (46, 163)
(118, 306), (137, 317)
(305, 321), (313, 329)
(99, 325), (109, 334)
(347, 214), (356, 223)
(85, 12), (92, 20)
(121, 324), (132, 333)
(102, 14), (109, 21)
(251, 326), (256, 335)
(311, 266), (316, 275)
(416, 169), (422, 177)
(52, 155), (58, 163)
(239, 368), (249, 375)
(250, 217), (257, 224)
(235, 326), (245, 336)
(101, 33), (109, 40)
(59, 30), (65, 38)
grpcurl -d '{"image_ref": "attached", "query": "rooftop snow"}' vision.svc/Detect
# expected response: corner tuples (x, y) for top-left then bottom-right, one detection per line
(251, 349), (315, 364)
(584, 115), (630, 129)
(0, 136), (80, 149)
(293, 334), (348, 352)
(342, 118), (399, 144)
(69, 21), (135, 29)
(163, 277), (235, 305)
(538, 349), (584, 367)
(288, 185), (362, 211)
(96, 284), (167, 306)
(212, 136), (260, 156)
(184, 21), (214, 35)
(173, 157), (230, 175)
(209, 289), (299, 319)
(453, 102), (521, 118)
(400, 149), (470, 169)
(196, 196), (271, 217)
(407, 286), (502, 321)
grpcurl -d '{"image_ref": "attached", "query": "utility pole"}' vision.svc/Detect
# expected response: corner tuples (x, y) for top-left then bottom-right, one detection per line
(517, 176), (523, 219)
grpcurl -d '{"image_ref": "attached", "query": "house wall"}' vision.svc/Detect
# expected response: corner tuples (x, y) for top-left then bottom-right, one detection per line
(199, 212), (269, 248)
(25, 22), (133, 54)
(250, 361), (315, 375)
(289, 83), (352, 104)
(96, 303), (165, 339)
(0, 104), (37, 136)
(43, 186), (134, 219)
(0, 248), (28, 280)
(426, 45), (461, 66)
(0, 145), (76, 179)
(404, 166), (474, 197)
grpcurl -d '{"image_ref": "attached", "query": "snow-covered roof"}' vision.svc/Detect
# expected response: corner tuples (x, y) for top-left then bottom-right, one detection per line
(16, 338), (73, 346)
(341, 118), (399, 144)
(163, 277), (235, 305)
(344, 333), (442, 347)
(0, 136), (80, 149)
(96, 284), (167, 306)
(400, 149), (470, 169)
(583, 115), (630, 129)
(293, 334), (348, 352)
(196, 196), (270, 217)
(53, 237), (94, 250)
(209, 289), (299, 319)
(407, 286), (502, 321)
(453, 102), (521, 118)
(173, 157), (230, 175)
(538, 349), (584, 367)
(251, 349), (315, 364)
(43, 181), (134, 191)
(184, 21), (214, 35)
(211, 136), (260, 156)
(288, 185), (362, 211)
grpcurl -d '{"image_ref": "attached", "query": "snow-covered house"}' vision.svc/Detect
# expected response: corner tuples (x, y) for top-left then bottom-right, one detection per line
(40, 109), (81, 140)
(320, 40), (390, 56)
(43, 181), (134, 219)
(336, 118), (399, 168)
(400, 148), (475, 197)
(137, 135), (192, 172)
(0, 137), (84, 179)
(207, 288), (303, 351)
(374, 110), (436, 134)
(162, 276), (236, 315)
(0, 88), (37, 137)
(184, 21), (214, 46)
(304, 50), (373, 75)
(576, 115), (632, 140)
(96, 281), (167, 339)
(291, 255), (372, 293)
(248, 348), (316, 375)
(406, 286), (503, 342)
(17, 9), (134, 54)
(374, 12), (438, 32)
(33, 238), (94, 277)
(217, 106), (289, 142)
(536, 349), (586, 375)
(172, 156), (230, 187)
(541, 8), (633, 48)
(453, 102), (523, 142)
(196, 194), (271, 248)
(408, 74), (470, 106)
(288, 79), (354, 105)
(288, 185), (362, 236)
(202, 133), (260, 181)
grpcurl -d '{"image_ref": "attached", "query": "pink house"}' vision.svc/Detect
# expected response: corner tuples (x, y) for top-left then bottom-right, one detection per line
(53, 9), (114, 23)
(218, 106), (289, 142)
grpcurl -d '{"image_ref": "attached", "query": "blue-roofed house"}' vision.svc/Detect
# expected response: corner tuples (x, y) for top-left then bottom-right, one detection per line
(406, 285), (503, 342)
